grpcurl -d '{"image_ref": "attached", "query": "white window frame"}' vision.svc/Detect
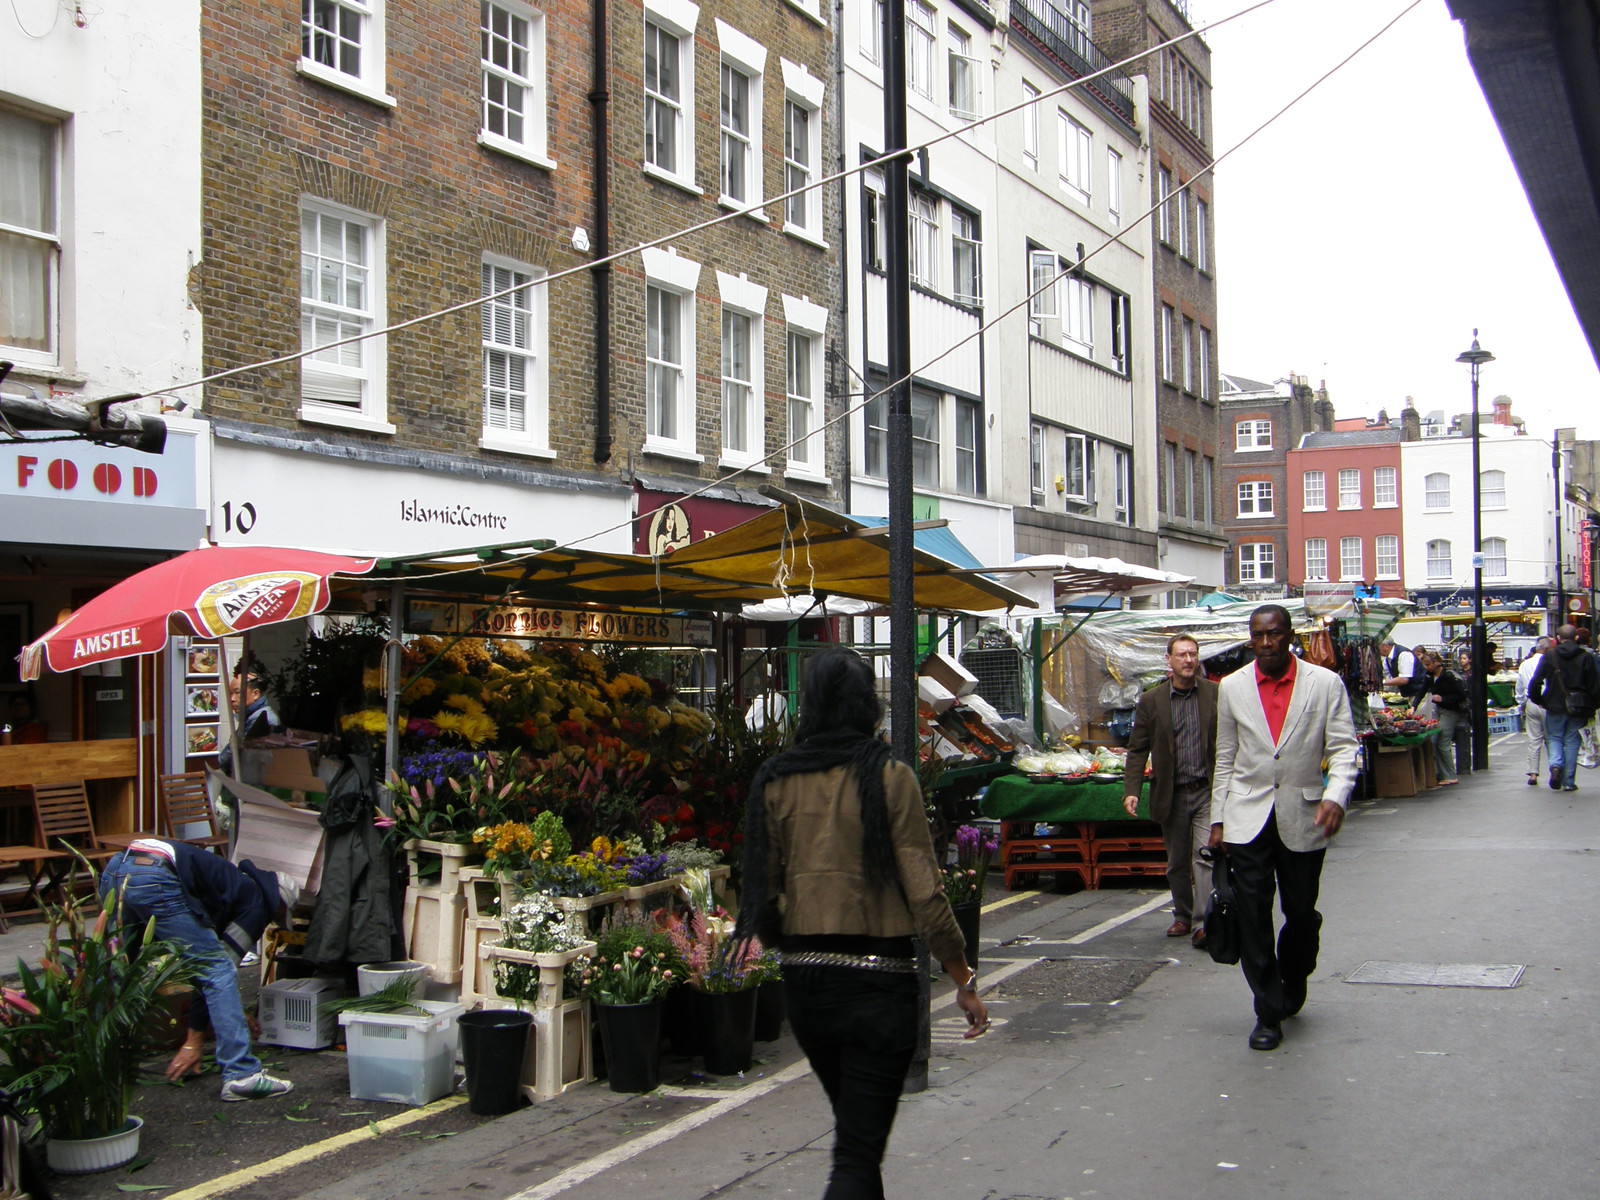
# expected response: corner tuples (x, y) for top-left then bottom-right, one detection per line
(947, 24), (979, 121)
(1338, 467), (1361, 510)
(299, 0), (395, 107)
(783, 294), (828, 477)
(716, 270), (768, 470)
(911, 388), (940, 489)
(1157, 166), (1172, 243)
(1305, 538), (1328, 582)
(1162, 442), (1176, 516)
(1160, 305), (1175, 381)
(480, 255), (550, 456)
(910, 191), (939, 290)
(950, 207), (981, 308)
(1339, 536), (1363, 582)
(861, 0), (884, 64)
(716, 22), (767, 216)
(1480, 469), (1507, 508)
(1196, 198), (1209, 270)
(641, 246), (701, 460)
(1107, 146), (1122, 226)
(1237, 480), (1273, 518)
(954, 396), (981, 496)
(1028, 247), (1058, 330)
(643, 0), (701, 193)
(907, 1), (937, 100)
(1177, 184), (1190, 257)
(1238, 542), (1275, 584)
(1426, 539), (1452, 580)
(1021, 81), (1040, 170)
(1373, 465), (1397, 507)
(0, 106), (60, 369)
(1235, 419), (1272, 451)
(1483, 536), (1508, 579)
(1058, 113), (1092, 205)
(1114, 447), (1131, 523)
(1201, 455), (1214, 524)
(1303, 470), (1326, 511)
(1181, 316), (1194, 392)
(1424, 472), (1451, 510)
(780, 59), (825, 242)
(1376, 534), (1400, 579)
(1064, 432), (1091, 503)
(1030, 423), (1046, 500)
(1062, 276), (1093, 353)
(299, 199), (391, 433)
(479, 1), (551, 168)
(1197, 326), (1211, 399)
(863, 169), (886, 272)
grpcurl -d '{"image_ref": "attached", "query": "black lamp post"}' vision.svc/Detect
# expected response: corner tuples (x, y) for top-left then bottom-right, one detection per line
(1456, 331), (1494, 771)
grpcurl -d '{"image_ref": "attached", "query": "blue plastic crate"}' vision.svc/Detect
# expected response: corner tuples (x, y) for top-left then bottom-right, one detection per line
(1487, 711), (1522, 735)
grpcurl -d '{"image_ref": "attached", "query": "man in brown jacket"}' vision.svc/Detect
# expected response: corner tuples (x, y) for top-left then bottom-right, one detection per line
(1123, 633), (1218, 947)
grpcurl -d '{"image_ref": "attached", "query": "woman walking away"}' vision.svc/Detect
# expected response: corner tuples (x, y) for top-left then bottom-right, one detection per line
(735, 647), (988, 1200)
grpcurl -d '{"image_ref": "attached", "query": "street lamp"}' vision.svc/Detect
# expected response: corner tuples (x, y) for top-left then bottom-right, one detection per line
(1456, 331), (1494, 772)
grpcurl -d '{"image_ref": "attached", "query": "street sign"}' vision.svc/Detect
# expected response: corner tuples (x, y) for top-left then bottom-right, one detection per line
(1472, 552), (1484, 570)
(1571, 597), (1588, 614)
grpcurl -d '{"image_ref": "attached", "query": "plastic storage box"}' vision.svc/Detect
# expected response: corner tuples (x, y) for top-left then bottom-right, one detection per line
(258, 977), (345, 1050)
(339, 1000), (464, 1106)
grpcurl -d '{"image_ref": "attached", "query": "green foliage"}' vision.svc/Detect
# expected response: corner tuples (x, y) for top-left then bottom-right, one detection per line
(0, 870), (196, 1140)
(265, 615), (389, 732)
(582, 921), (682, 1006)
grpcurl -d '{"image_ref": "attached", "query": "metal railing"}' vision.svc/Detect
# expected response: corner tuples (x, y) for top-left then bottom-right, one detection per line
(1009, 0), (1137, 127)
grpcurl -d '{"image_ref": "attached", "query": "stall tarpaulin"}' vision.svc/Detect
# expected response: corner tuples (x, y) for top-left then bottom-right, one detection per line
(19, 545), (378, 679)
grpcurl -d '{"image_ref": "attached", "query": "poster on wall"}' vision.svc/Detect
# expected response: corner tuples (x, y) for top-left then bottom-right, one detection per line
(186, 644), (220, 678)
(185, 683), (222, 718)
(186, 724), (219, 757)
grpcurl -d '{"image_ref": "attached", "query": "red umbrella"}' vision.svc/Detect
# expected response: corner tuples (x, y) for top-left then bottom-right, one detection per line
(19, 546), (377, 680)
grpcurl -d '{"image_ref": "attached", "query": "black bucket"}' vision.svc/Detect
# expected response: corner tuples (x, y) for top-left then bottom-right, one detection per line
(698, 989), (757, 1075)
(951, 901), (981, 969)
(458, 1009), (533, 1115)
(596, 1000), (663, 1093)
(754, 980), (785, 1041)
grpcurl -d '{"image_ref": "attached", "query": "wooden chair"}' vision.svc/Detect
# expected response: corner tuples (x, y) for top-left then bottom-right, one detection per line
(29, 781), (133, 866)
(159, 772), (229, 853)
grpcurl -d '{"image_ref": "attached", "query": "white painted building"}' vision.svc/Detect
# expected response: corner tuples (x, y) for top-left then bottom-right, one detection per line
(1399, 422), (1582, 609)
(839, 0), (1155, 575)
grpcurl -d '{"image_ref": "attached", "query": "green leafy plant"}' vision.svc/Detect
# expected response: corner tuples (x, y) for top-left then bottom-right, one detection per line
(318, 976), (427, 1018)
(582, 921), (682, 1006)
(0, 871), (195, 1140)
(386, 750), (532, 848)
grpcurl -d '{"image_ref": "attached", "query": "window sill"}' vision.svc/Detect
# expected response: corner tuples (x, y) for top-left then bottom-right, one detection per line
(1337, 504), (1363, 511)
(1373, 502), (1399, 509)
(783, 224), (828, 250)
(1234, 446), (1273, 453)
(1058, 181), (1090, 207)
(479, 435), (556, 460)
(719, 198), (768, 223)
(1303, 505), (1327, 513)
(1237, 513), (1276, 520)
(784, 0), (826, 26)
(478, 132), (556, 172)
(642, 439), (705, 465)
(1, 357), (80, 386)
(299, 405), (396, 435)
(296, 60), (397, 108)
(785, 467), (832, 486)
(643, 163), (703, 197)
(1375, 574), (1401, 581)
(718, 456), (770, 475)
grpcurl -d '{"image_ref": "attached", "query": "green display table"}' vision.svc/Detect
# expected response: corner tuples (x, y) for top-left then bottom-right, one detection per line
(1374, 730), (1435, 747)
(981, 774), (1152, 823)
(1486, 682), (1515, 708)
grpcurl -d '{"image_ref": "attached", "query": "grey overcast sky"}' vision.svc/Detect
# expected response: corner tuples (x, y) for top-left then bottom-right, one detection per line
(1189, 0), (1600, 440)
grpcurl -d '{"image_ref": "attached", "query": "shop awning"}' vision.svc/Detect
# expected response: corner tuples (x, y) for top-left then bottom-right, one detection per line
(365, 489), (1034, 615)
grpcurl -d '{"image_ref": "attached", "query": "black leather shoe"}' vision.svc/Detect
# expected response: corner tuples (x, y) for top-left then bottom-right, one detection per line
(1248, 1021), (1282, 1051)
(1550, 767), (1563, 790)
(1283, 981), (1307, 1017)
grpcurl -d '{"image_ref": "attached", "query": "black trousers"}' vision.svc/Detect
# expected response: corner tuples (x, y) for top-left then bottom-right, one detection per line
(784, 967), (920, 1200)
(1227, 809), (1326, 1025)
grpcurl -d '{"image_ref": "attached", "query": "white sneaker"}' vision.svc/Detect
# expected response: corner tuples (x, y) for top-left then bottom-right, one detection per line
(239, 951), (260, 967)
(220, 1070), (294, 1102)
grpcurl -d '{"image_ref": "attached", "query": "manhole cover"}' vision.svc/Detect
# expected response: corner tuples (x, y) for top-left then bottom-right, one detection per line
(1345, 960), (1526, 988)
(997, 957), (1164, 1004)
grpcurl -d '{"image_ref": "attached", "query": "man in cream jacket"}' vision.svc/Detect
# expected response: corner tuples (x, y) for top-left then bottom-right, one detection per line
(1208, 604), (1358, 1052)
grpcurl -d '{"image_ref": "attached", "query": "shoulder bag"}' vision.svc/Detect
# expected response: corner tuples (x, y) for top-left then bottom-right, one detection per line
(1199, 846), (1241, 966)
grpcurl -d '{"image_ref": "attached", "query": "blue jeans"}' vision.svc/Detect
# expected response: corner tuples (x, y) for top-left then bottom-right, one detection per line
(1545, 713), (1583, 789)
(99, 855), (261, 1082)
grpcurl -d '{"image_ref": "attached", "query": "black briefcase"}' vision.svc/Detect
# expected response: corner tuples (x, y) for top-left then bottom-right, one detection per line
(1199, 846), (1241, 966)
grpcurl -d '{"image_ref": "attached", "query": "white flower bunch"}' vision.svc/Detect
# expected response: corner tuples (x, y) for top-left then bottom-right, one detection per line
(499, 892), (586, 954)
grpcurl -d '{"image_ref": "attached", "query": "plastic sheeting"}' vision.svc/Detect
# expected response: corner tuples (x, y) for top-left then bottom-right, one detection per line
(1065, 598), (1414, 692)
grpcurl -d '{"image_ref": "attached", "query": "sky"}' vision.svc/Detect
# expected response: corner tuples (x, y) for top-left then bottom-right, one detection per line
(1188, 0), (1600, 440)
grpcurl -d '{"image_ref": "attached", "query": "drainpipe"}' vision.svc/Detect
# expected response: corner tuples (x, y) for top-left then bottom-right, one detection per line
(836, 0), (851, 514)
(591, 0), (614, 464)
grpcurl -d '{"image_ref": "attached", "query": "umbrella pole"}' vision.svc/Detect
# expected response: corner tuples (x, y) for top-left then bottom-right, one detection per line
(216, 639), (242, 782)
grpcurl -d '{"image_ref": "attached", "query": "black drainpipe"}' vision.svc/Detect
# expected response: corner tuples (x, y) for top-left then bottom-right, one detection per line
(591, 0), (613, 464)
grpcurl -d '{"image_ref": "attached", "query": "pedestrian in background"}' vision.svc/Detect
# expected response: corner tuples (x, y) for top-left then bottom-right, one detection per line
(1122, 633), (1217, 949)
(1209, 605), (1359, 1052)
(1530, 624), (1600, 791)
(1422, 651), (1468, 788)
(1517, 637), (1553, 786)
(735, 647), (987, 1199)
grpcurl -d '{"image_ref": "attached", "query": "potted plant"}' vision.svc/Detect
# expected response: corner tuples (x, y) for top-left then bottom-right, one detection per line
(583, 921), (682, 1093)
(943, 824), (999, 970)
(749, 947), (785, 1042)
(0, 879), (193, 1173)
(662, 903), (764, 1076)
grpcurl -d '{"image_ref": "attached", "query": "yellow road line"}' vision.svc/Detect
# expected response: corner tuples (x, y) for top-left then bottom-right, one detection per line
(162, 1092), (470, 1200)
(981, 890), (1036, 915)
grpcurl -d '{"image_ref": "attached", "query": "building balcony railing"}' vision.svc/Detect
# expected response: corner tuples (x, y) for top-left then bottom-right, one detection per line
(1009, 0), (1137, 128)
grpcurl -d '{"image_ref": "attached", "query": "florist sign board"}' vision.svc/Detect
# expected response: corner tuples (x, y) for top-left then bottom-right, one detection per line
(407, 600), (715, 647)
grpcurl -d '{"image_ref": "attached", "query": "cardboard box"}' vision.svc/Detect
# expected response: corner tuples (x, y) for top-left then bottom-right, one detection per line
(260, 748), (326, 794)
(1372, 747), (1419, 799)
(917, 676), (958, 714)
(210, 770), (327, 895)
(919, 652), (979, 699)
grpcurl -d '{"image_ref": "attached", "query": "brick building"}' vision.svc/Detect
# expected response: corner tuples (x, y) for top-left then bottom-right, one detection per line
(1091, 0), (1226, 598)
(1286, 427), (1407, 599)
(1217, 372), (1333, 597)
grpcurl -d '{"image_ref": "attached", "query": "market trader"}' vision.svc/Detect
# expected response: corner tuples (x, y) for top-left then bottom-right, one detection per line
(1208, 605), (1358, 1052)
(1122, 633), (1218, 948)
(99, 839), (297, 1102)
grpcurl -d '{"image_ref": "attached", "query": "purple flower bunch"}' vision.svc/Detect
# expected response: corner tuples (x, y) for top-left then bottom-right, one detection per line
(623, 851), (672, 886)
(954, 824), (999, 875)
(396, 746), (485, 791)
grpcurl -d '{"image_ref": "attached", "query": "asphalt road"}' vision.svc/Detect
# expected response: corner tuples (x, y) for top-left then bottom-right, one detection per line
(28, 730), (1600, 1199)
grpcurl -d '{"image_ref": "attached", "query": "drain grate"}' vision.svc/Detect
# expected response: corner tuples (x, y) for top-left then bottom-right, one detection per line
(997, 957), (1165, 1004)
(1345, 960), (1526, 988)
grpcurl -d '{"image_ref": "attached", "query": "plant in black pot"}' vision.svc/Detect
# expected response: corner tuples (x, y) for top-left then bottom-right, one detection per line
(583, 920), (681, 1093)
(942, 824), (998, 970)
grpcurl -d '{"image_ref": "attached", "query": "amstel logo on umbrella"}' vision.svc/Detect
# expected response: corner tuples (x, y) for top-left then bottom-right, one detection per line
(194, 572), (324, 636)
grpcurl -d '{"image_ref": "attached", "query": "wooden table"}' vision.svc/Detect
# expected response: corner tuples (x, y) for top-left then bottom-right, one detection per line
(0, 845), (71, 931)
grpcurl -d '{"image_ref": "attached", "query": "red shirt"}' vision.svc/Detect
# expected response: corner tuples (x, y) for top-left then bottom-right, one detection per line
(1255, 654), (1298, 743)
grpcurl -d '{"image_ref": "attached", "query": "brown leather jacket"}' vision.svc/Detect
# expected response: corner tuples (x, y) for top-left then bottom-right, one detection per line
(758, 759), (965, 965)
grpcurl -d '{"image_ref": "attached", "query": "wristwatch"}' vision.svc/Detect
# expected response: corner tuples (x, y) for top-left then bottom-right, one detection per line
(957, 973), (979, 995)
